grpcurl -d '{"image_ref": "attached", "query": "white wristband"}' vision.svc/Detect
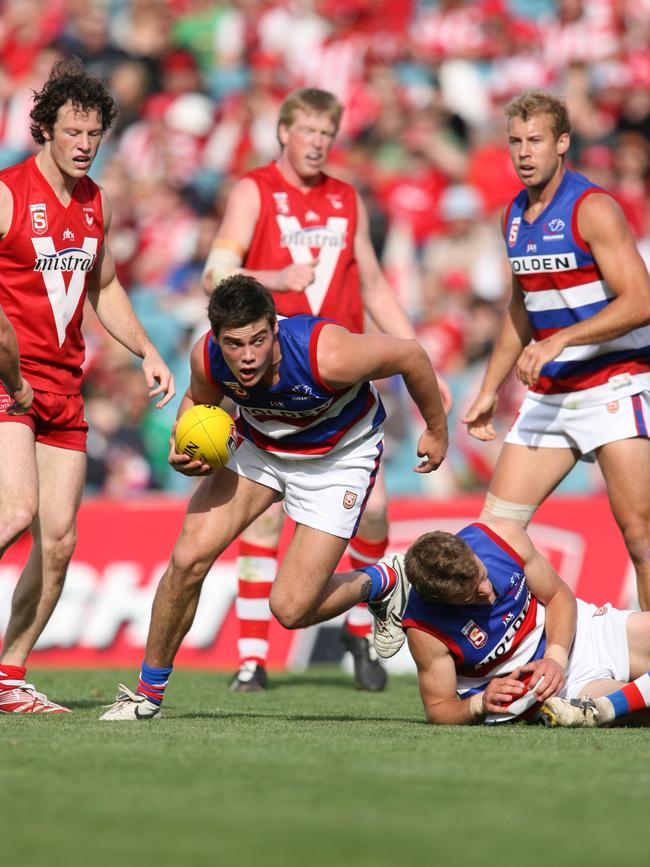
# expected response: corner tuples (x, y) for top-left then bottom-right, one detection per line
(469, 692), (485, 717)
(544, 643), (569, 671)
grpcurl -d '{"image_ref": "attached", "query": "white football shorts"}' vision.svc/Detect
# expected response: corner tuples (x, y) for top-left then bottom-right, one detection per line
(562, 599), (632, 699)
(505, 391), (650, 459)
(225, 432), (384, 539)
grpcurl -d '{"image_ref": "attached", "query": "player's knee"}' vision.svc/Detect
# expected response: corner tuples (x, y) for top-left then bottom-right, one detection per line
(40, 527), (78, 577)
(619, 519), (650, 564)
(269, 590), (307, 629)
(0, 505), (36, 551)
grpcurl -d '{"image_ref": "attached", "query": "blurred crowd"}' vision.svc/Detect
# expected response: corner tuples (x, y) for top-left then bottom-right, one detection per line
(1, 0), (649, 498)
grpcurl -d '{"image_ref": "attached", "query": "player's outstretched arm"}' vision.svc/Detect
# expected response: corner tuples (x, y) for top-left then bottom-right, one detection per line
(463, 279), (531, 439)
(316, 325), (448, 472)
(88, 192), (175, 408)
(0, 305), (32, 414)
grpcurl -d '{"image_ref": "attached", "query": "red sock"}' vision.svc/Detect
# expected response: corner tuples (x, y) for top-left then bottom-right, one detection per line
(236, 540), (277, 667)
(0, 664), (27, 689)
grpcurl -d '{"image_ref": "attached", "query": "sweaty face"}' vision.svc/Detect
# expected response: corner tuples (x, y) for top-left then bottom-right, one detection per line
(217, 318), (277, 388)
(278, 109), (337, 182)
(507, 113), (569, 191)
(44, 101), (103, 179)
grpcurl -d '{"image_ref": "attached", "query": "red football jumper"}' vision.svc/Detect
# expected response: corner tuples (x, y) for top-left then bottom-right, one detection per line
(0, 156), (104, 394)
(243, 163), (363, 333)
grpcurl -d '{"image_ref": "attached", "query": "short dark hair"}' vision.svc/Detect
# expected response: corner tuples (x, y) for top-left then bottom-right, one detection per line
(505, 90), (572, 140)
(208, 274), (277, 337)
(405, 532), (479, 604)
(30, 57), (118, 145)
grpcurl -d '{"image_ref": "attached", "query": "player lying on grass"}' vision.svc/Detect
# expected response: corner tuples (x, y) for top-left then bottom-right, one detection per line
(399, 519), (650, 727)
(100, 274), (448, 719)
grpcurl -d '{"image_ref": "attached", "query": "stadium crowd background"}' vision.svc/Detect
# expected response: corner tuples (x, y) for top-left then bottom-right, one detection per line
(1, 0), (649, 500)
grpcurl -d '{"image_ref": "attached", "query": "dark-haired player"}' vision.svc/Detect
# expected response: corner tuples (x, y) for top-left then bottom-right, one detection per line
(203, 87), (451, 693)
(0, 58), (174, 713)
(99, 275), (447, 720)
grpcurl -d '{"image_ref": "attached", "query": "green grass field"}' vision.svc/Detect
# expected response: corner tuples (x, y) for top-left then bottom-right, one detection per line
(1, 668), (647, 867)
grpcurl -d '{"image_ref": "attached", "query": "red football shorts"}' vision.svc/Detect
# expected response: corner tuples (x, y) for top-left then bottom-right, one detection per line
(0, 385), (87, 451)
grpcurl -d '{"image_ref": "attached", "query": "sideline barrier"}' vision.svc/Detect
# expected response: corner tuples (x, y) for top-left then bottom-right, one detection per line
(0, 494), (635, 671)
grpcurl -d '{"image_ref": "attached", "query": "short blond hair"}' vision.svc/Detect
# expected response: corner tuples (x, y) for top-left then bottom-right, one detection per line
(505, 90), (571, 140)
(277, 88), (343, 140)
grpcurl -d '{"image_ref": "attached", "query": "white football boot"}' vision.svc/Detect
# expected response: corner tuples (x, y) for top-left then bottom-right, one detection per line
(99, 684), (161, 720)
(368, 553), (409, 658)
(541, 696), (600, 728)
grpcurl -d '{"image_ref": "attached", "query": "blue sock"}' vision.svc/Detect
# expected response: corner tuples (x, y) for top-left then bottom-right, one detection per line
(138, 662), (173, 706)
(358, 563), (395, 601)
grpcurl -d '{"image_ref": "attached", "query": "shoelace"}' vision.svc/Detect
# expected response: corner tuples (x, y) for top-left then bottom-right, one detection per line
(101, 685), (142, 709)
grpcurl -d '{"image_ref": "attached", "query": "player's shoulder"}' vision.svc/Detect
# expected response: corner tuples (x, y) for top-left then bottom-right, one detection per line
(321, 171), (355, 197)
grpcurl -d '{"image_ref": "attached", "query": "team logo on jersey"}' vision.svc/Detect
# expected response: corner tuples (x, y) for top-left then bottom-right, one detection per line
(327, 195), (343, 210)
(273, 192), (290, 215)
(607, 401), (619, 413)
(223, 380), (249, 399)
(508, 216), (521, 247)
(83, 207), (95, 228)
(305, 210), (320, 222)
(63, 228), (75, 240)
(30, 203), (48, 234)
(462, 620), (487, 649)
(543, 217), (565, 240)
(0, 394), (13, 413)
(343, 491), (358, 510)
(593, 606), (608, 617)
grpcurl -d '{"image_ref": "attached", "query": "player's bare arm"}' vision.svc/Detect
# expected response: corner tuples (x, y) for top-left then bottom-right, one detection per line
(409, 629), (524, 724)
(463, 279), (531, 439)
(353, 193), (453, 412)
(354, 194), (414, 339)
(0, 184), (32, 413)
(88, 191), (175, 408)
(517, 193), (650, 387)
(486, 519), (576, 700)
(0, 305), (32, 414)
(316, 325), (448, 472)
(168, 335), (225, 477)
(202, 178), (317, 294)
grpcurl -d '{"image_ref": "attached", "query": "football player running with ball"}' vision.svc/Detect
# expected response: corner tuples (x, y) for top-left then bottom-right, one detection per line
(100, 275), (448, 720)
(202, 88), (451, 693)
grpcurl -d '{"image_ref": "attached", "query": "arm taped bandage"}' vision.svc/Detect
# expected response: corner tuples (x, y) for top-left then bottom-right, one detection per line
(202, 240), (245, 290)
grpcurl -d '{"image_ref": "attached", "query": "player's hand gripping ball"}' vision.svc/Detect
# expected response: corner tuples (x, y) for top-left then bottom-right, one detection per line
(485, 671), (545, 724)
(175, 405), (238, 469)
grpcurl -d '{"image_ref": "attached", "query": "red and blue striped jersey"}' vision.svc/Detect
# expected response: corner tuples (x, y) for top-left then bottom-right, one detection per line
(403, 523), (546, 696)
(204, 315), (385, 459)
(504, 169), (650, 407)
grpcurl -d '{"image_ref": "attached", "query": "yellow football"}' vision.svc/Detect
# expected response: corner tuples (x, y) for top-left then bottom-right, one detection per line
(174, 405), (238, 468)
